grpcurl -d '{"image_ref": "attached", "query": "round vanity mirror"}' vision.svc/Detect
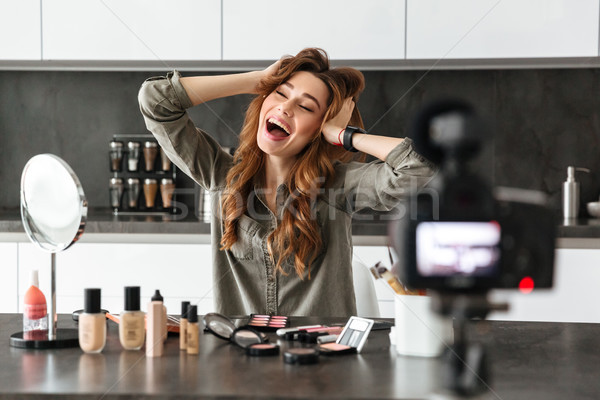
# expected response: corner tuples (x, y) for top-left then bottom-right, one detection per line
(21, 154), (87, 251)
(10, 154), (87, 349)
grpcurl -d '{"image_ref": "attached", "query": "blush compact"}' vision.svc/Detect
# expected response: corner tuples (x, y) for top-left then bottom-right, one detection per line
(246, 343), (280, 357)
(247, 314), (289, 332)
(283, 348), (320, 365)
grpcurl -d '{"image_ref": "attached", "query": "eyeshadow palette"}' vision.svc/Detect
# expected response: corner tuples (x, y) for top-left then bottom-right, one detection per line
(247, 314), (290, 332)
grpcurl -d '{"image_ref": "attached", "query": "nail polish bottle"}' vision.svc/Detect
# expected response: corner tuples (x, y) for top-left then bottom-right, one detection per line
(79, 288), (106, 353)
(151, 290), (167, 341)
(146, 297), (163, 358)
(186, 305), (199, 355)
(179, 301), (190, 350)
(119, 286), (145, 350)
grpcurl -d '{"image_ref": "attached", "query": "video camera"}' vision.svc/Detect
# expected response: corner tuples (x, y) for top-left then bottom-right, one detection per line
(392, 99), (556, 296)
(390, 99), (557, 397)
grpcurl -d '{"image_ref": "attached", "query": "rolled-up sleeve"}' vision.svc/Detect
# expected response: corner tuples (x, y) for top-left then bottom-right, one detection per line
(331, 138), (437, 214)
(138, 70), (230, 190)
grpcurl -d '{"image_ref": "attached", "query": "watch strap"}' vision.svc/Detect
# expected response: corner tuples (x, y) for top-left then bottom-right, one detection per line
(343, 126), (366, 152)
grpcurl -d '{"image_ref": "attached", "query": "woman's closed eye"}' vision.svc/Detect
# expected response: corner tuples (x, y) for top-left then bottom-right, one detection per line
(276, 90), (314, 112)
(299, 104), (314, 112)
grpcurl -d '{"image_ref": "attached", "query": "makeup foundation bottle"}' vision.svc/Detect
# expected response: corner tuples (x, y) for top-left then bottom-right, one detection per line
(151, 290), (167, 341)
(146, 296), (163, 358)
(186, 305), (199, 355)
(79, 288), (106, 354)
(179, 301), (190, 351)
(119, 286), (145, 350)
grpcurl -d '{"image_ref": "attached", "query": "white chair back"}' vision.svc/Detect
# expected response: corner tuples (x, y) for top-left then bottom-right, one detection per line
(352, 259), (380, 318)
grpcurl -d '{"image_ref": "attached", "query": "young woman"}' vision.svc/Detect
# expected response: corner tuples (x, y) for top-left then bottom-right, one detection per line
(138, 48), (436, 317)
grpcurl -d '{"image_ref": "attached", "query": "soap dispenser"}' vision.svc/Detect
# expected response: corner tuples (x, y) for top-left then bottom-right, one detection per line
(562, 166), (590, 219)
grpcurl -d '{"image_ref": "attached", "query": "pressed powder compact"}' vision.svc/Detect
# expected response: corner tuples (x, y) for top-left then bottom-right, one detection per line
(283, 348), (320, 365)
(318, 342), (357, 355)
(317, 316), (374, 356)
(246, 343), (280, 357)
(247, 314), (289, 332)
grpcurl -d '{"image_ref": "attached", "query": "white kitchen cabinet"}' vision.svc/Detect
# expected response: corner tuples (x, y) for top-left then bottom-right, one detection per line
(0, 0), (41, 60)
(356, 246), (600, 323)
(222, 0), (405, 60)
(0, 243), (18, 313)
(489, 248), (600, 323)
(407, 0), (599, 59)
(42, 0), (221, 60)
(17, 242), (214, 316)
(10, 241), (600, 323)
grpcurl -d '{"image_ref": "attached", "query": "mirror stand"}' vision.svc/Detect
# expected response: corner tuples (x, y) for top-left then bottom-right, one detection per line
(10, 154), (87, 349)
(10, 253), (79, 349)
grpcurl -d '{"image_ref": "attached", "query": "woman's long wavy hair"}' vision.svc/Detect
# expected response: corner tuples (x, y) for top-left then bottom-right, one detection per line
(220, 48), (365, 279)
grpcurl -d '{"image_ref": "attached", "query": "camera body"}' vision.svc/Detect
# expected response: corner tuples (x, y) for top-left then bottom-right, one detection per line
(392, 100), (556, 294)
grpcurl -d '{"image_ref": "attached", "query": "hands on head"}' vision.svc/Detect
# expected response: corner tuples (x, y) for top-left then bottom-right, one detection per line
(322, 98), (356, 145)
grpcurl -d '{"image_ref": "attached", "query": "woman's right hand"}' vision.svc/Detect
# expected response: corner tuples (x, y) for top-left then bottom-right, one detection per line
(262, 59), (282, 78)
(252, 59), (282, 93)
(322, 98), (355, 145)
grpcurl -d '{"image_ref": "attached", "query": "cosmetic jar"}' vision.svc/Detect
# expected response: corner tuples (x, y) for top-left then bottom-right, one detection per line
(246, 343), (280, 357)
(283, 348), (319, 365)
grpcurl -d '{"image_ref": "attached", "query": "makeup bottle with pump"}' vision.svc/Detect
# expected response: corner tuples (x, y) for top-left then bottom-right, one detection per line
(119, 286), (145, 350)
(23, 270), (48, 340)
(79, 288), (106, 353)
(151, 290), (167, 341)
(179, 301), (190, 351)
(146, 295), (163, 357)
(186, 305), (199, 355)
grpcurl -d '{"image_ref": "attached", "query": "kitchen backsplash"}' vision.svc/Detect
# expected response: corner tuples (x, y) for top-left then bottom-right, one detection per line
(1, 68), (599, 216)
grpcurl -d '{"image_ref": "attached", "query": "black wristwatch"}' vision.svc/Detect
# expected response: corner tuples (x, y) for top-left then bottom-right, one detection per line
(343, 126), (366, 152)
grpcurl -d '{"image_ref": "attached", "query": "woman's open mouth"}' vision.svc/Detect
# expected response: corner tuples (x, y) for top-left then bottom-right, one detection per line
(265, 117), (291, 140)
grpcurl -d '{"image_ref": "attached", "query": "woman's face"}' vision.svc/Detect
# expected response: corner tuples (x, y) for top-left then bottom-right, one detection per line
(257, 71), (329, 159)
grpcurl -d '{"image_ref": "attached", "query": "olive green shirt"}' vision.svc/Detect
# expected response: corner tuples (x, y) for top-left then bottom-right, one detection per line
(138, 71), (436, 317)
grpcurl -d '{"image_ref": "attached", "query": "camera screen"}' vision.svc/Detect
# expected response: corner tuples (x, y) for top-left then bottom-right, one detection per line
(416, 221), (501, 277)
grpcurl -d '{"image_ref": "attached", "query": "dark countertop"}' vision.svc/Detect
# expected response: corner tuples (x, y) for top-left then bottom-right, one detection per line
(0, 208), (392, 237)
(2, 208), (600, 243)
(1, 314), (600, 399)
(557, 218), (600, 238)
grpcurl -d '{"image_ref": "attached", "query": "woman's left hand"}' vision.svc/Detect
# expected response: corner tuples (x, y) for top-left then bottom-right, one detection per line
(322, 98), (355, 145)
